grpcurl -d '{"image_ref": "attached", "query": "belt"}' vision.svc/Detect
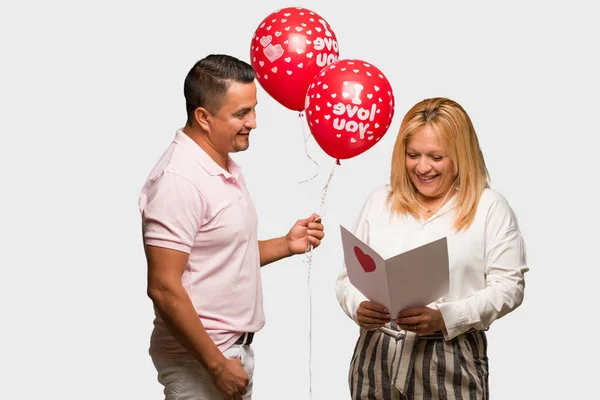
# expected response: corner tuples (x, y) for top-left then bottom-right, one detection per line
(380, 327), (478, 341)
(234, 332), (254, 345)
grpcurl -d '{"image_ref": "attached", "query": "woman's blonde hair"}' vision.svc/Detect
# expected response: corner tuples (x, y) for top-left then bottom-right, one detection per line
(388, 97), (490, 231)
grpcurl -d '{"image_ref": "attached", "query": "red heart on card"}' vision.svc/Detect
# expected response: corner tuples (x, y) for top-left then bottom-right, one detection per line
(353, 246), (376, 273)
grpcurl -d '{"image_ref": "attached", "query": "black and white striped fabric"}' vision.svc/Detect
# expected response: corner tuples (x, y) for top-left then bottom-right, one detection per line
(349, 324), (489, 400)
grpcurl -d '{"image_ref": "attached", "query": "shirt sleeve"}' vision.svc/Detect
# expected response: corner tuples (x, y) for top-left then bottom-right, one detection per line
(438, 194), (529, 339)
(335, 194), (374, 325)
(140, 172), (207, 253)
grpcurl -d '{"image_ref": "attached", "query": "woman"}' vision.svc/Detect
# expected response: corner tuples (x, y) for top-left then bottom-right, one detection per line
(336, 97), (528, 399)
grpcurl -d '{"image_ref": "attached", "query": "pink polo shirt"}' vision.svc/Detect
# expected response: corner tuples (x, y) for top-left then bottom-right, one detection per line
(139, 130), (265, 360)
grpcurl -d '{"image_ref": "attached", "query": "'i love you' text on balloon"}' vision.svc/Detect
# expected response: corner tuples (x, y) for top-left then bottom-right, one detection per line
(305, 59), (395, 160)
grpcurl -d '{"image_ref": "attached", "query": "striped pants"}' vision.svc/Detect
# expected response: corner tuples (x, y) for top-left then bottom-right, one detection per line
(349, 326), (489, 400)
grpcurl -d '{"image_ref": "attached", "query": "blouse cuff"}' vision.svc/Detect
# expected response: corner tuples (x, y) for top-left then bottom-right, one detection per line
(438, 301), (472, 340)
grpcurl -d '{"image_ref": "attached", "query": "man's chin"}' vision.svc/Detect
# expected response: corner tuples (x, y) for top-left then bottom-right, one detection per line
(232, 142), (249, 152)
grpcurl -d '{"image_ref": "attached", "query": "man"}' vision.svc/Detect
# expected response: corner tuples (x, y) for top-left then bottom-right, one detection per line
(138, 54), (325, 400)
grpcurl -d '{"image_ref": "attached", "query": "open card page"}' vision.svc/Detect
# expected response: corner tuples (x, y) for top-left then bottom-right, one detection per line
(340, 225), (449, 317)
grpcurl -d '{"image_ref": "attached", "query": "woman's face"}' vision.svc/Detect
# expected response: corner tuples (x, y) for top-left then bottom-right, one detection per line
(405, 125), (457, 199)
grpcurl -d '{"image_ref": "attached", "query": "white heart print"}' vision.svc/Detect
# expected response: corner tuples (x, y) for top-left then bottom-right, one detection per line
(260, 36), (272, 47)
(263, 44), (284, 63)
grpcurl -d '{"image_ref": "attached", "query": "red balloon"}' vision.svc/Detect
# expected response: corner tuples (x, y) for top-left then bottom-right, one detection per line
(250, 7), (339, 112)
(305, 59), (395, 160)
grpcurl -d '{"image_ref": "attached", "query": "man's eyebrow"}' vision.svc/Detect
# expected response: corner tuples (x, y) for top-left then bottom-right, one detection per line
(235, 102), (258, 114)
(234, 107), (252, 114)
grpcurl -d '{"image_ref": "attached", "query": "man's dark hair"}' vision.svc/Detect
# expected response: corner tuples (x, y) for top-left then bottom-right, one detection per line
(184, 54), (255, 126)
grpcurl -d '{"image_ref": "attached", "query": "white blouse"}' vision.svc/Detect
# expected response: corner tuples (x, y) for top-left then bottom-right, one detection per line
(335, 185), (528, 340)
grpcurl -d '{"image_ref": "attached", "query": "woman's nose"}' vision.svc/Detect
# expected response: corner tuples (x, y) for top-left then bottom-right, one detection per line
(416, 157), (432, 174)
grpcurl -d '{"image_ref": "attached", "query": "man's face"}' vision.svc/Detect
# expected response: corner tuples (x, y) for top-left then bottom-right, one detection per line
(206, 81), (258, 155)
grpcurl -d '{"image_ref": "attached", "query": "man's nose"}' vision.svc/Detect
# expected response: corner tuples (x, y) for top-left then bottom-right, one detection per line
(245, 110), (257, 129)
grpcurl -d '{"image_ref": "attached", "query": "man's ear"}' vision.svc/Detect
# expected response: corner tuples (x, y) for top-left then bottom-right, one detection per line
(194, 107), (211, 130)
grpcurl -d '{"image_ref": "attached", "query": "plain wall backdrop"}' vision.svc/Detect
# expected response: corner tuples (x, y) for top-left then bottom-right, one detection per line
(1, 0), (597, 398)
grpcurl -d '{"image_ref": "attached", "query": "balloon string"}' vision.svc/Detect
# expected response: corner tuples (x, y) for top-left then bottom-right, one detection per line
(303, 159), (339, 400)
(297, 111), (320, 184)
(304, 159), (338, 261)
(317, 159), (339, 218)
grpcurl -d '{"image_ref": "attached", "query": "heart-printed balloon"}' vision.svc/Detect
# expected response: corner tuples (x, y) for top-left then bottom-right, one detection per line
(305, 59), (395, 160)
(250, 7), (339, 112)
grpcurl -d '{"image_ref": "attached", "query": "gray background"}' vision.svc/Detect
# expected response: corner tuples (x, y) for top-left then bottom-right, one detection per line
(1, 0), (596, 398)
